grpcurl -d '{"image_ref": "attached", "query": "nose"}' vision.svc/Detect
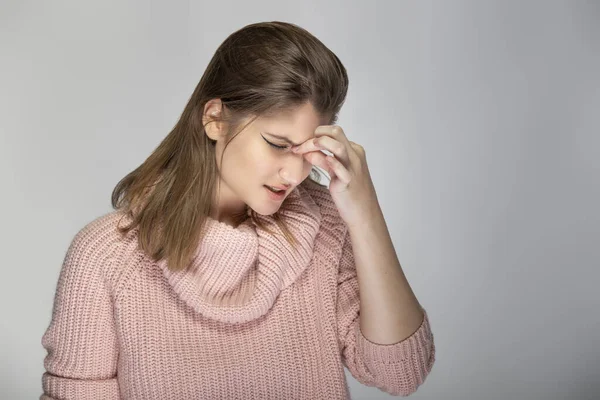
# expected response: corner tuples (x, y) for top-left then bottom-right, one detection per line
(279, 152), (309, 186)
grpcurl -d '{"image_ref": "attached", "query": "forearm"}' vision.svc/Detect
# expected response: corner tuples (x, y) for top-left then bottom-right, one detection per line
(348, 205), (424, 345)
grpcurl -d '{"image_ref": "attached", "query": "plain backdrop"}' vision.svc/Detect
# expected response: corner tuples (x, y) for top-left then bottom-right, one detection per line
(1, 1), (599, 399)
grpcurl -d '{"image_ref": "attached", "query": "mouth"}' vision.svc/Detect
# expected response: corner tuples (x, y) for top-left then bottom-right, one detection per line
(264, 185), (287, 200)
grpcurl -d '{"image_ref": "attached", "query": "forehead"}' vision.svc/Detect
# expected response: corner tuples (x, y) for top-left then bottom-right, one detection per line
(257, 103), (330, 142)
(264, 102), (325, 123)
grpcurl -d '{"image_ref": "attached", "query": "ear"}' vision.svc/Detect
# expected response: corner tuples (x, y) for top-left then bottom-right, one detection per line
(202, 99), (226, 141)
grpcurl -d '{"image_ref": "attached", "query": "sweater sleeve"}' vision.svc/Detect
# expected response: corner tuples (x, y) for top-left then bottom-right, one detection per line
(40, 226), (121, 400)
(336, 229), (436, 396)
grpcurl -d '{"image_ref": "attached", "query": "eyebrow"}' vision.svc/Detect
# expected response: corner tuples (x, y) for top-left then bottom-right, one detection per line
(262, 132), (303, 147)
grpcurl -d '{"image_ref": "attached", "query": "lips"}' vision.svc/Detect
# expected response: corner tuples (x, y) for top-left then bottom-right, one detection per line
(265, 184), (288, 191)
(265, 185), (285, 193)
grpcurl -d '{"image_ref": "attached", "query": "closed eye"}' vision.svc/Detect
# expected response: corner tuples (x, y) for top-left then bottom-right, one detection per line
(263, 137), (288, 150)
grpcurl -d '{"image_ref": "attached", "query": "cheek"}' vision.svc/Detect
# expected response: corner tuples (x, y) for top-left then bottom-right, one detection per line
(220, 140), (260, 177)
(245, 146), (275, 176)
(251, 158), (274, 177)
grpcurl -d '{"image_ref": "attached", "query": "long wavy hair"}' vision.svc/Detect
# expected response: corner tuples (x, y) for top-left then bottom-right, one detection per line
(111, 21), (349, 272)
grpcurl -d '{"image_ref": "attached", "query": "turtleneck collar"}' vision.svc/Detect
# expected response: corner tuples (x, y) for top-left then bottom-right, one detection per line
(156, 183), (322, 325)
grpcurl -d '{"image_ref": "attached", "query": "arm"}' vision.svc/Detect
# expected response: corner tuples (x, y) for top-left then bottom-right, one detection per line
(336, 207), (435, 396)
(40, 227), (121, 399)
(350, 205), (424, 345)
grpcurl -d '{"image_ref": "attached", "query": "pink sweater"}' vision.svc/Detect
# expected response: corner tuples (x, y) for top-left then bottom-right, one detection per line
(40, 179), (435, 399)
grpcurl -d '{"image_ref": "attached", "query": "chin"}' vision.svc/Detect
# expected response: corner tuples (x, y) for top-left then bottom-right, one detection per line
(249, 204), (281, 217)
(246, 198), (284, 217)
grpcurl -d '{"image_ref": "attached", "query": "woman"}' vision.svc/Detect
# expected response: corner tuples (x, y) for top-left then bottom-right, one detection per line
(40, 21), (435, 399)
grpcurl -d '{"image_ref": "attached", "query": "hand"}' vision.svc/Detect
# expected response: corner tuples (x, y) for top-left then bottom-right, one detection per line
(291, 125), (380, 229)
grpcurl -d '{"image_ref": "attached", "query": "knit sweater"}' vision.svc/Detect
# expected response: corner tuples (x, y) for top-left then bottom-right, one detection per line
(40, 178), (435, 399)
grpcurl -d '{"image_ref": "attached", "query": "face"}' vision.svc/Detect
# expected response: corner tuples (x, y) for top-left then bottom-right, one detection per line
(203, 100), (329, 223)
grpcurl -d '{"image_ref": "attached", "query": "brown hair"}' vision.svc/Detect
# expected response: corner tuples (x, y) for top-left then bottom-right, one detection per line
(111, 21), (349, 272)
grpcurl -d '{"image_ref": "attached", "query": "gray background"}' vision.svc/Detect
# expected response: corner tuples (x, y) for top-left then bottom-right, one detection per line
(1, 0), (599, 399)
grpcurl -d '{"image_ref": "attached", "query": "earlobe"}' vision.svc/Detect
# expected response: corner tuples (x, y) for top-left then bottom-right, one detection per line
(203, 116), (219, 141)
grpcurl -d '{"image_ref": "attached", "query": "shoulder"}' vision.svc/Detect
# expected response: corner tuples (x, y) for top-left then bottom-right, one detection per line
(61, 210), (140, 295)
(70, 210), (129, 257)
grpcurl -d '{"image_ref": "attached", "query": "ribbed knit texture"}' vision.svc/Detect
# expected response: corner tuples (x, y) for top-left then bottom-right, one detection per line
(40, 179), (435, 399)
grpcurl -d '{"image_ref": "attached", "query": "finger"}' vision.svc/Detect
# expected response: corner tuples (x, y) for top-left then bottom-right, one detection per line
(292, 134), (350, 168)
(291, 137), (322, 155)
(303, 151), (335, 176)
(302, 149), (327, 168)
(325, 155), (351, 184)
(312, 135), (350, 167)
(314, 125), (353, 167)
(292, 125), (350, 155)
(307, 152), (352, 185)
(315, 125), (352, 153)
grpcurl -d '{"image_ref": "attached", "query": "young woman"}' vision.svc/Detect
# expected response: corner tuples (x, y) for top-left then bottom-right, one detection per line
(40, 21), (435, 399)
